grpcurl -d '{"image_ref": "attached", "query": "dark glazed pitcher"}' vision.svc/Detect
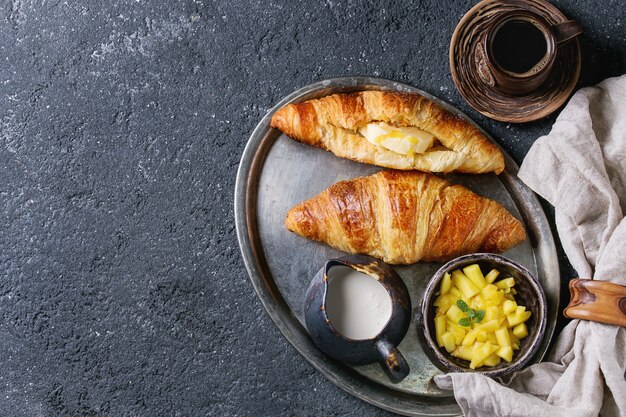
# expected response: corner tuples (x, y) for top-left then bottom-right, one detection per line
(304, 255), (411, 383)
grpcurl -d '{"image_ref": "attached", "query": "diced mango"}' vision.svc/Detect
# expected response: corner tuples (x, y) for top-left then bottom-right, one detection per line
(449, 286), (462, 298)
(483, 353), (501, 367)
(461, 329), (477, 346)
(495, 327), (511, 347)
(446, 321), (467, 344)
(478, 319), (500, 333)
(436, 306), (449, 317)
(452, 346), (473, 361)
(451, 270), (481, 299)
(434, 295), (454, 315)
(495, 277), (516, 289)
(476, 330), (487, 342)
(488, 292), (505, 307)
(447, 319), (467, 335)
(497, 346), (513, 362)
(469, 295), (485, 310)
(435, 315), (446, 347)
(507, 310), (531, 327)
(470, 342), (498, 369)
(481, 284), (499, 300)
(485, 342), (499, 355)
(440, 272), (452, 295)
(470, 341), (484, 363)
(472, 341), (484, 349)
(513, 323), (529, 339)
(433, 293), (447, 307)
(434, 264), (532, 370)
(485, 305), (501, 322)
(463, 264), (487, 289)
(503, 299), (517, 314)
(488, 298), (502, 308)
(446, 304), (466, 324)
(446, 319), (465, 331)
(442, 332), (456, 353)
(485, 269), (500, 284)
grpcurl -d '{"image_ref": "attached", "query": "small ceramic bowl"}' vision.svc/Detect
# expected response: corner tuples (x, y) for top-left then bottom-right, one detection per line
(419, 253), (547, 378)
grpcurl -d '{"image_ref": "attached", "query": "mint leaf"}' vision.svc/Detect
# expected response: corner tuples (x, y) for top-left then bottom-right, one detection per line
(458, 317), (471, 327)
(467, 310), (476, 318)
(456, 300), (469, 312)
(474, 310), (486, 323)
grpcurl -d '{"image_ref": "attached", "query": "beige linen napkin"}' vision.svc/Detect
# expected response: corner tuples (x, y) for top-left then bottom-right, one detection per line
(435, 75), (626, 417)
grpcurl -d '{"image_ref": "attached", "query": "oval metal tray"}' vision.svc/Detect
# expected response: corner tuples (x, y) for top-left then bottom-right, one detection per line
(234, 77), (560, 416)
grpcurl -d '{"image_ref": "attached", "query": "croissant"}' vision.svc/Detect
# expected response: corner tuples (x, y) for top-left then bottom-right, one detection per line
(285, 170), (525, 264)
(271, 91), (505, 174)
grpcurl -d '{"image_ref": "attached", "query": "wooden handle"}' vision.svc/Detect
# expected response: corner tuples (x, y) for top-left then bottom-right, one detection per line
(564, 279), (626, 328)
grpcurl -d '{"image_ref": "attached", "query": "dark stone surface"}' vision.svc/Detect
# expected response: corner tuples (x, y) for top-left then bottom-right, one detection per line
(0, 0), (624, 415)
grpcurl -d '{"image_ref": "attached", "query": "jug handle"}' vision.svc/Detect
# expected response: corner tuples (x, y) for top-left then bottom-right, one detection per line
(375, 338), (410, 383)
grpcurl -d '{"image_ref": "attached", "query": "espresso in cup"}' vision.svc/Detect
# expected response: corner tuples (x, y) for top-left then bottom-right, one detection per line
(492, 18), (549, 75)
(475, 11), (582, 95)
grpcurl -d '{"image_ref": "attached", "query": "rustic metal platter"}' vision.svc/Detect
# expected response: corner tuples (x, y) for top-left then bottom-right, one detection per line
(235, 77), (560, 416)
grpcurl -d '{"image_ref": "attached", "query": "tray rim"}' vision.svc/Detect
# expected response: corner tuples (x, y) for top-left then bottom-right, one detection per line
(234, 76), (560, 416)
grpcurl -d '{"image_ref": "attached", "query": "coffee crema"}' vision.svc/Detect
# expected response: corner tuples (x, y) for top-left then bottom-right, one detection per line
(325, 266), (392, 340)
(492, 19), (548, 74)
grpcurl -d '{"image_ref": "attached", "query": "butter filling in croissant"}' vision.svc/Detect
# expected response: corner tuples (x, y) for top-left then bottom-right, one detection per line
(358, 122), (435, 156)
(270, 91), (505, 174)
(285, 170), (526, 265)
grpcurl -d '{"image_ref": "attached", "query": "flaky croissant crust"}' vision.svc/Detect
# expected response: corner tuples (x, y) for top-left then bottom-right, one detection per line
(286, 170), (525, 264)
(271, 91), (505, 174)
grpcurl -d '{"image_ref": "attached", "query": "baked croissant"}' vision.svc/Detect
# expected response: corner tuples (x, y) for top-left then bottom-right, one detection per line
(285, 170), (525, 264)
(271, 91), (505, 174)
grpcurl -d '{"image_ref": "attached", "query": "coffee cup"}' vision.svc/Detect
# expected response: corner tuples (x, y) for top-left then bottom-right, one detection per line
(304, 255), (411, 383)
(474, 11), (582, 95)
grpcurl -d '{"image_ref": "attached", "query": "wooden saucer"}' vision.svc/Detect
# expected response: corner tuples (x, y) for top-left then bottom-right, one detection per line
(450, 0), (581, 123)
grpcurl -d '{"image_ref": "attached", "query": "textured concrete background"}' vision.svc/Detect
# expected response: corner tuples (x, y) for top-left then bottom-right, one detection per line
(1, 0), (625, 415)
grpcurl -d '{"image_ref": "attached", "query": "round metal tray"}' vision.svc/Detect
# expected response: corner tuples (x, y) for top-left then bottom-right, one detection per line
(234, 77), (560, 416)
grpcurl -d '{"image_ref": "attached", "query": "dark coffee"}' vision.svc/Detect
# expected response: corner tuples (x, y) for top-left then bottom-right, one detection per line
(492, 20), (547, 74)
